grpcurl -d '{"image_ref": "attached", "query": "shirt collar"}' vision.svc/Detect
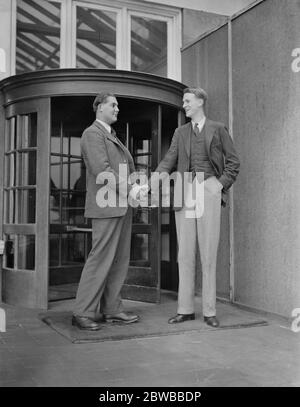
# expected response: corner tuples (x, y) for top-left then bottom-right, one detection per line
(96, 119), (111, 134)
(192, 116), (206, 129)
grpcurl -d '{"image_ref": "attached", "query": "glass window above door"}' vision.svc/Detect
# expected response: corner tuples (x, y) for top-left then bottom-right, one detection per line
(14, 0), (181, 80)
(131, 15), (167, 77)
(16, 0), (61, 74)
(75, 6), (117, 69)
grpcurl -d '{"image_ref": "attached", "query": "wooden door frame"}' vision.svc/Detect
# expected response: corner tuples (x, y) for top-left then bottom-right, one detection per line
(3, 98), (50, 309)
(0, 92), (4, 302)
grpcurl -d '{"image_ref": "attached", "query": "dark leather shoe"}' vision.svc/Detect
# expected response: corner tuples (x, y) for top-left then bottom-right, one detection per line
(168, 313), (195, 324)
(104, 312), (139, 324)
(92, 314), (105, 323)
(204, 316), (220, 327)
(72, 315), (102, 331)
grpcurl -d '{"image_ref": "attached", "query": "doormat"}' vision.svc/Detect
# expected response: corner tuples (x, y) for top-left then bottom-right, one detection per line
(40, 294), (268, 343)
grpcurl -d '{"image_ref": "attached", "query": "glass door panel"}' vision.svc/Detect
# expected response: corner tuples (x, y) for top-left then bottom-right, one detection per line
(49, 96), (93, 301)
(115, 100), (161, 303)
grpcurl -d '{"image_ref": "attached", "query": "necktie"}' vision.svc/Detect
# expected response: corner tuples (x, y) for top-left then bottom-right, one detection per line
(111, 128), (119, 143)
(111, 129), (125, 151)
(194, 123), (200, 137)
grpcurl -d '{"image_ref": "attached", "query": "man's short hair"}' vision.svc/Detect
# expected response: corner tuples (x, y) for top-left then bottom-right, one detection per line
(183, 87), (208, 106)
(93, 92), (116, 112)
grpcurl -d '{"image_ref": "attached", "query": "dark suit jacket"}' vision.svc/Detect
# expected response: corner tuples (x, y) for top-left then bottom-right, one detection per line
(81, 120), (135, 218)
(156, 119), (240, 208)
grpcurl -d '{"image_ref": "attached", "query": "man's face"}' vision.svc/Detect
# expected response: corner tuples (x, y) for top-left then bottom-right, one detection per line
(182, 93), (203, 119)
(98, 96), (119, 124)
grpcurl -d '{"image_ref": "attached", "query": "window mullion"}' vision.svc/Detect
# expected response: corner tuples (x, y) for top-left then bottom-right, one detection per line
(119, 7), (130, 70)
(60, 0), (68, 68)
(173, 12), (182, 81)
(71, 0), (77, 68)
(116, 9), (123, 69)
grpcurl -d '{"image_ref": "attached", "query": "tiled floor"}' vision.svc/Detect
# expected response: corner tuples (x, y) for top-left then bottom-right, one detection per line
(0, 297), (299, 387)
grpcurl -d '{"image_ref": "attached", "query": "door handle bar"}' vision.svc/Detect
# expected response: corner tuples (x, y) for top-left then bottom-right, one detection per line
(66, 226), (92, 232)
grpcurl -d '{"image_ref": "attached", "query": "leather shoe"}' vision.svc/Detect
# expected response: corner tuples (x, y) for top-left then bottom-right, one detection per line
(104, 312), (139, 324)
(72, 315), (102, 331)
(92, 314), (105, 323)
(168, 313), (195, 324)
(204, 316), (220, 327)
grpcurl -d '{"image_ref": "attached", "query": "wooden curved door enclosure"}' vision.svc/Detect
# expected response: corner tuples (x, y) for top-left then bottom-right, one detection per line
(0, 69), (185, 309)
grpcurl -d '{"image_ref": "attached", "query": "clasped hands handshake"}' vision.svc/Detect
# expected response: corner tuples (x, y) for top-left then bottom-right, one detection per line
(128, 182), (150, 207)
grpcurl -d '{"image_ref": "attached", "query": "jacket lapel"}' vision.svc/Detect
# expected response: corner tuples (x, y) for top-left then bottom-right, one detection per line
(204, 119), (214, 153)
(93, 120), (119, 146)
(181, 119), (214, 158)
(111, 128), (131, 156)
(183, 122), (193, 157)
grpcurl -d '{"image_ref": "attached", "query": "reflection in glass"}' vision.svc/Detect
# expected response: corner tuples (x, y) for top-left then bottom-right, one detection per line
(49, 234), (59, 266)
(49, 194), (60, 224)
(18, 235), (35, 270)
(4, 235), (15, 268)
(132, 207), (150, 225)
(18, 189), (36, 223)
(131, 123), (152, 179)
(70, 188), (86, 224)
(50, 101), (87, 228)
(21, 113), (37, 148)
(16, 0), (61, 74)
(60, 133), (81, 157)
(19, 151), (37, 186)
(4, 190), (17, 224)
(131, 234), (149, 261)
(131, 16), (167, 77)
(76, 7), (117, 69)
(61, 162), (70, 190)
(161, 232), (170, 261)
(5, 153), (16, 187)
(5, 117), (16, 152)
(161, 209), (170, 225)
(50, 157), (84, 191)
(70, 136), (81, 157)
(61, 193), (72, 224)
(50, 136), (61, 154)
(61, 233), (86, 265)
(50, 155), (60, 188)
(63, 160), (83, 190)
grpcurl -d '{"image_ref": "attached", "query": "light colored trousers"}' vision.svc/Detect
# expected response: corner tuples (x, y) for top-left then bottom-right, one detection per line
(74, 208), (132, 318)
(175, 176), (222, 317)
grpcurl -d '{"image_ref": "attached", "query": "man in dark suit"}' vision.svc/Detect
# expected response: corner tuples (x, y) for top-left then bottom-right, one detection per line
(72, 93), (141, 330)
(156, 87), (240, 327)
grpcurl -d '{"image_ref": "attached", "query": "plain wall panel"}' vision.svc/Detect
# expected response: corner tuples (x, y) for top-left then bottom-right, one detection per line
(232, 0), (300, 316)
(182, 24), (230, 299)
(182, 9), (227, 48)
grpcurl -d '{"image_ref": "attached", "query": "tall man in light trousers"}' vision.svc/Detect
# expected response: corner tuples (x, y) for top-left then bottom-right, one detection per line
(156, 87), (240, 327)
